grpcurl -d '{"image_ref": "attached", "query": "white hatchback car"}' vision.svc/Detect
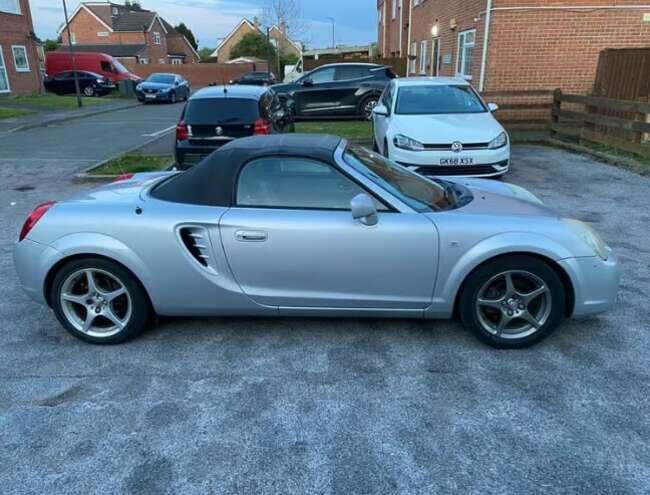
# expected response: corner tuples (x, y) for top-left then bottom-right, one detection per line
(372, 77), (510, 178)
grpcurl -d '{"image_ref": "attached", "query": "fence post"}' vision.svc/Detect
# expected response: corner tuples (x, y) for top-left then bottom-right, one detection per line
(551, 89), (562, 137)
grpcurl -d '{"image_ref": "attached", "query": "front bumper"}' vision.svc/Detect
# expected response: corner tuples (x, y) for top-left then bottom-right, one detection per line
(137, 90), (172, 102)
(559, 250), (621, 317)
(392, 145), (511, 177)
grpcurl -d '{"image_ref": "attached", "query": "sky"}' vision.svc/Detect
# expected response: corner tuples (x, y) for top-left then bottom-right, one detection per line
(29, 0), (378, 50)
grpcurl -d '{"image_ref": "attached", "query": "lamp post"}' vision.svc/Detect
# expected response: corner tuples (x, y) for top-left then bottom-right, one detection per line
(326, 17), (335, 49)
(62, 0), (82, 107)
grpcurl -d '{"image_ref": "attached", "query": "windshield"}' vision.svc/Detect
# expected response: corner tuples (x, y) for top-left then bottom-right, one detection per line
(343, 144), (454, 212)
(112, 59), (129, 74)
(147, 74), (175, 84)
(395, 85), (486, 115)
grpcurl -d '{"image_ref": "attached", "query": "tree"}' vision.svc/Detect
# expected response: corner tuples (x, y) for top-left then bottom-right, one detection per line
(261, 0), (307, 42)
(198, 47), (215, 62)
(230, 32), (276, 61)
(42, 39), (60, 53)
(175, 22), (198, 51)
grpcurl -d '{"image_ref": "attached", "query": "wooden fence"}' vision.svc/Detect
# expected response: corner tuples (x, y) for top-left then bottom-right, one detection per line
(594, 48), (650, 101)
(551, 89), (650, 157)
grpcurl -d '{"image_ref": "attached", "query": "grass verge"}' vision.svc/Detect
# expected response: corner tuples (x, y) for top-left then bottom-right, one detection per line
(7, 94), (111, 109)
(296, 121), (372, 141)
(89, 153), (174, 176)
(581, 140), (650, 173)
(0, 107), (36, 120)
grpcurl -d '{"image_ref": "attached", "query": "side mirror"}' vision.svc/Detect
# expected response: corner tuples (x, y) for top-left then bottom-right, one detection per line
(488, 102), (499, 112)
(350, 193), (378, 226)
(301, 78), (313, 87)
(372, 104), (388, 117)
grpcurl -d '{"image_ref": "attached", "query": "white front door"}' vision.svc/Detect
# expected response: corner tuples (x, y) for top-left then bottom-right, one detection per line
(0, 46), (10, 93)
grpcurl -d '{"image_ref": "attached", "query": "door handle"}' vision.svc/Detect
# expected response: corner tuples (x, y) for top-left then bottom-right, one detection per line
(235, 230), (268, 242)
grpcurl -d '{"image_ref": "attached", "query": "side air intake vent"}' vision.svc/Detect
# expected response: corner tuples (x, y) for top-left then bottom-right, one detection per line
(179, 226), (216, 272)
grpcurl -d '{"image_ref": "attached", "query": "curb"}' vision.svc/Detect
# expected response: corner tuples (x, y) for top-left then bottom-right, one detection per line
(5, 101), (141, 134)
(73, 132), (175, 182)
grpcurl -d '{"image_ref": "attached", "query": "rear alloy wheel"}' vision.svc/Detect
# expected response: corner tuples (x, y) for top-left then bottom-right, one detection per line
(52, 257), (151, 344)
(83, 86), (95, 97)
(361, 96), (379, 120)
(459, 256), (565, 348)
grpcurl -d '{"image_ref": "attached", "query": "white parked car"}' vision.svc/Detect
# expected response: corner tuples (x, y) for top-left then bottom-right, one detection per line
(372, 77), (510, 178)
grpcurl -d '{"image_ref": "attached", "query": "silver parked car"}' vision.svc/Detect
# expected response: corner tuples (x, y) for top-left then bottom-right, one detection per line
(14, 135), (620, 348)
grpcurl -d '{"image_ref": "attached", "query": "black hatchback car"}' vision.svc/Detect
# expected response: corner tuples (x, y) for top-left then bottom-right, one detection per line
(175, 85), (294, 169)
(272, 63), (395, 120)
(230, 71), (277, 86)
(43, 71), (114, 97)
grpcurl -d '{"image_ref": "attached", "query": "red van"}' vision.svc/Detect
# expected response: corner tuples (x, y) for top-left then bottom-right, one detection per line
(45, 52), (142, 83)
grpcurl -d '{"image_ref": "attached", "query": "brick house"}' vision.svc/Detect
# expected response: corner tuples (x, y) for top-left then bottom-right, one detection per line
(377, 0), (650, 95)
(210, 18), (302, 62)
(0, 0), (42, 95)
(58, 2), (199, 65)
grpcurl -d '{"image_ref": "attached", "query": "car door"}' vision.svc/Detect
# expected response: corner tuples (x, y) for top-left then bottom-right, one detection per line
(219, 156), (438, 310)
(292, 67), (338, 116)
(373, 81), (394, 152)
(332, 65), (374, 116)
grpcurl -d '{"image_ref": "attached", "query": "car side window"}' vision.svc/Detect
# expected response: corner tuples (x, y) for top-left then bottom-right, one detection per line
(381, 82), (394, 112)
(237, 157), (387, 210)
(335, 66), (370, 81)
(309, 67), (336, 84)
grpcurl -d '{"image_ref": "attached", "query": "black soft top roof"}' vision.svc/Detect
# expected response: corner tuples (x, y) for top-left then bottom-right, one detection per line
(152, 134), (344, 207)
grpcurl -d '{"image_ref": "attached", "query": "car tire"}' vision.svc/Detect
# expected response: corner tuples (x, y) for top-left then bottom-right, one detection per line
(459, 255), (566, 349)
(83, 86), (95, 97)
(170, 92), (177, 104)
(360, 95), (379, 121)
(51, 257), (152, 345)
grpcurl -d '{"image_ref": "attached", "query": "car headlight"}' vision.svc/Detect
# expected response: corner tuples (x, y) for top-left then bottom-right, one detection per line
(488, 132), (508, 149)
(161, 87), (171, 92)
(136, 84), (143, 91)
(393, 134), (425, 151)
(562, 219), (609, 260)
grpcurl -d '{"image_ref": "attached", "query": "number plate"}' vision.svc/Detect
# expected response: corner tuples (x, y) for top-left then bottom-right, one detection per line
(145, 94), (156, 99)
(440, 157), (474, 166)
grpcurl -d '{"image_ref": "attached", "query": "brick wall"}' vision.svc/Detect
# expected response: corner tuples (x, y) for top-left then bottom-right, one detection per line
(378, 0), (411, 58)
(0, 0), (42, 95)
(123, 61), (269, 87)
(61, 8), (146, 46)
(139, 18), (168, 64)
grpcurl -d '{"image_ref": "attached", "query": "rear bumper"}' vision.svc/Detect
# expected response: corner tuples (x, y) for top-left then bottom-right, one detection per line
(14, 239), (62, 306)
(559, 250), (621, 317)
(175, 140), (231, 168)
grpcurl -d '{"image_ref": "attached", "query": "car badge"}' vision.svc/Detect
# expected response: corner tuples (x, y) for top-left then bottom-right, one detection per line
(451, 141), (463, 153)
(216, 126), (223, 136)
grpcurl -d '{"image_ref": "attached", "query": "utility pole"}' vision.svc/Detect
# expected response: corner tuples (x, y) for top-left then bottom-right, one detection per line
(326, 17), (335, 49)
(267, 27), (272, 76)
(62, 0), (82, 108)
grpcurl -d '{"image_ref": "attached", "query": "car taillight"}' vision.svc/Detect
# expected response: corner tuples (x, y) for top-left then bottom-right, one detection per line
(114, 173), (135, 182)
(176, 120), (189, 140)
(254, 118), (272, 135)
(19, 201), (55, 242)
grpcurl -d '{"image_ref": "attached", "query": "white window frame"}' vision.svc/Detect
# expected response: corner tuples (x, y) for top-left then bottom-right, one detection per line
(409, 42), (417, 74)
(0, 46), (11, 94)
(419, 40), (427, 74)
(391, 0), (397, 19)
(0, 0), (21, 15)
(70, 33), (76, 45)
(12, 45), (30, 73)
(171, 58), (182, 65)
(97, 31), (109, 37)
(456, 29), (476, 79)
(153, 32), (161, 45)
(158, 58), (166, 64)
(112, 6), (118, 15)
(140, 58), (149, 65)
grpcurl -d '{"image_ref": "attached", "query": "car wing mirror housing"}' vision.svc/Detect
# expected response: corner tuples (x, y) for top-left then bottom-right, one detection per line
(488, 102), (499, 112)
(301, 78), (313, 87)
(373, 104), (389, 116)
(351, 193), (378, 226)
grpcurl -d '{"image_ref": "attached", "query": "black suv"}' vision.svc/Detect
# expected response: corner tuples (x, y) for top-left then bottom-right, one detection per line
(230, 71), (277, 86)
(175, 85), (294, 169)
(272, 63), (395, 120)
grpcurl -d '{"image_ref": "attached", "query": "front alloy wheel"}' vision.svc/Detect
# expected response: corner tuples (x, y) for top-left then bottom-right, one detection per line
(52, 257), (151, 344)
(362, 97), (379, 120)
(83, 86), (95, 97)
(459, 256), (565, 348)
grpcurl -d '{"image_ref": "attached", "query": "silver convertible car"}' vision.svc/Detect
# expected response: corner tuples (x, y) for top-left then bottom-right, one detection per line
(14, 135), (620, 348)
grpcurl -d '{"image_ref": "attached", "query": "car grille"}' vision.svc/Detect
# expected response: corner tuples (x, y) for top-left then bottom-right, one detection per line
(144, 88), (158, 94)
(423, 142), (490, 151)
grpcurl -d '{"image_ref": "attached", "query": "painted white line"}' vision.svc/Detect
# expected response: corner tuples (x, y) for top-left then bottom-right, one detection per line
(142, 125), (176, 138)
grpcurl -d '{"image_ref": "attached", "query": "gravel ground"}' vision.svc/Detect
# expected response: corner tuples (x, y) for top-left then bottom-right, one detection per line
(0, 142), (648, 494)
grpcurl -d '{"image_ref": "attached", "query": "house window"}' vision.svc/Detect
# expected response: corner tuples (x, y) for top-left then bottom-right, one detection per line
(171, 58), (182, 65)
(70, 33), (76, 45)
(112, 6), (118, 15)
(12, 45), (30, 72)
(140, 58), (149, 65)
(153, 32), (161, 45)
(0, 46), (10, 93)
(97, 31), (109, 37)
(409, 42), (417, 74)
(0, 0), (21, 15)
(419, 40), (427, 74)
(158, 58), (165, 64)
(378, 6), (382, 24)
(457, 29), (476, 78)
(391, 0), (397, 19)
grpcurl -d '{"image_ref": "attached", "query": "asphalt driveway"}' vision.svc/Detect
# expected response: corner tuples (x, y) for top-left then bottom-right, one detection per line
(0, 141), (648, 494)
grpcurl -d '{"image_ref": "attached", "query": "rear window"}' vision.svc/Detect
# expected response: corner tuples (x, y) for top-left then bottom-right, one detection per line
(184, 98), (260, 124)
